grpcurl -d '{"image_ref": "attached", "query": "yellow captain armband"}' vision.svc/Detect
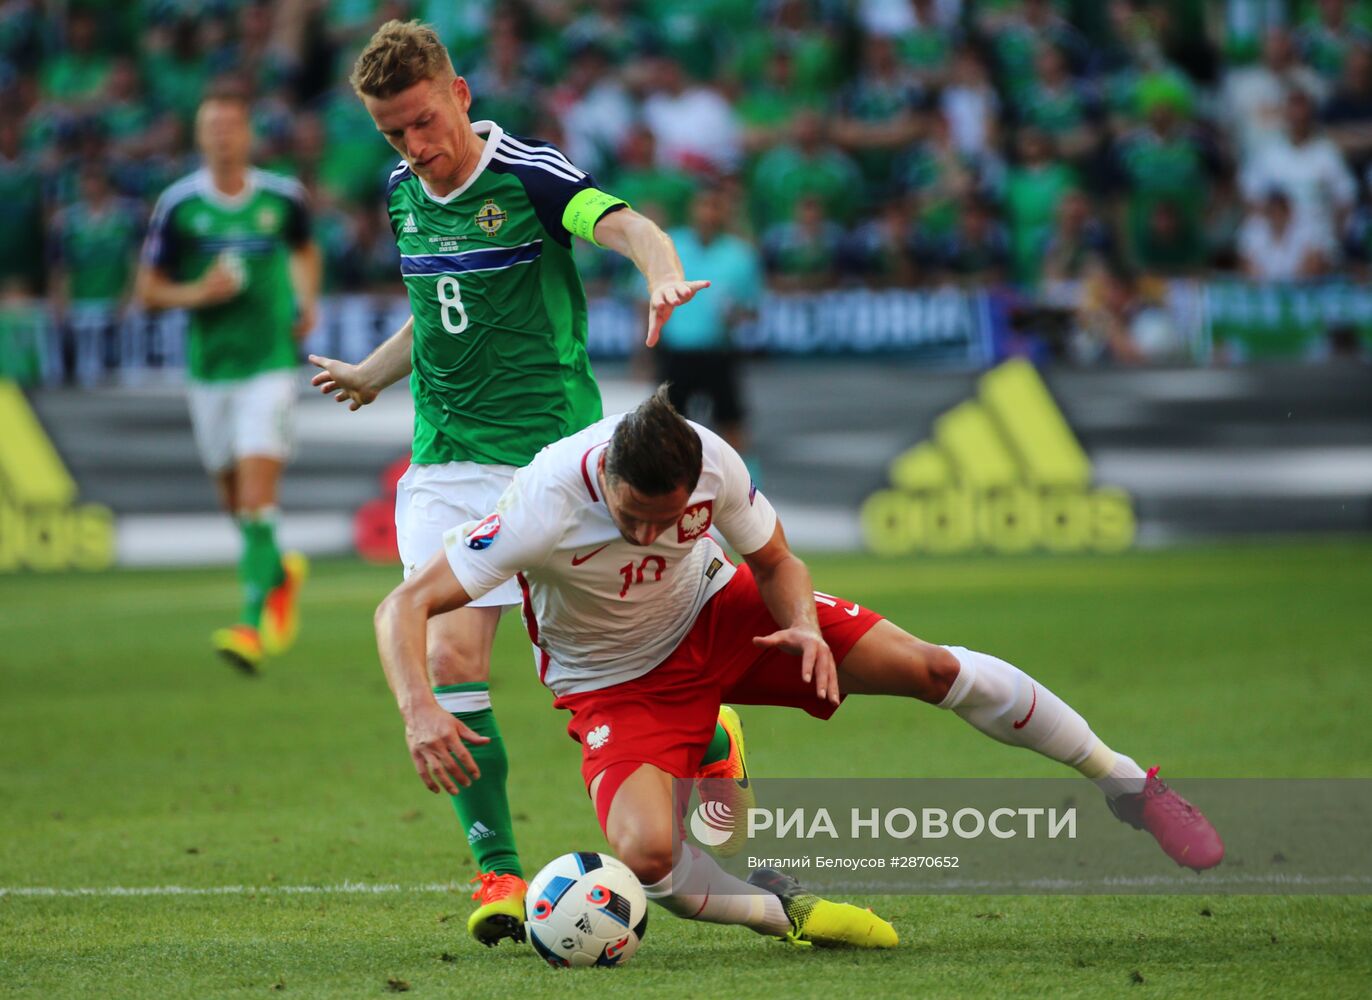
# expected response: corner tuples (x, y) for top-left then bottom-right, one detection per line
(562, 188), (628, 246)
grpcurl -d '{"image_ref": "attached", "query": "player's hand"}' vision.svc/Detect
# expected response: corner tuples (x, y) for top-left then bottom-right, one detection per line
(197, 263), (240, 307)
(308, 354), (378, 410)
(403, 702), (490, 795)
(753, 626), (840, 706)
(645, 279), (710, 348)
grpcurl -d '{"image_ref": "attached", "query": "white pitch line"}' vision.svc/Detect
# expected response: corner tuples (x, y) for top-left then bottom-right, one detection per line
(0, 882), (461, 898)
(2, 874), (1369, 898)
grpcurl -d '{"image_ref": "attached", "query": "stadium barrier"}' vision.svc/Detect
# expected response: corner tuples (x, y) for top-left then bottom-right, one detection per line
(8, 279), (1372, 387)
(8, 358), (1368, 572)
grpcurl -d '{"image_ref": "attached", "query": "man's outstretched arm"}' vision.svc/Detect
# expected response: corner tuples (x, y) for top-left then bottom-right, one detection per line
(308, 315), (414, 410)
(742, 522), (840, 706)
(593, 207), (710, 348)
(288, 241), (322, 339)
(374, 550), (486, 794)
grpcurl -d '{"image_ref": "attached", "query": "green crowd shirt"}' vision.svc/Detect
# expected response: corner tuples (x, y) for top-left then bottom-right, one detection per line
(51, 199), (143, 304)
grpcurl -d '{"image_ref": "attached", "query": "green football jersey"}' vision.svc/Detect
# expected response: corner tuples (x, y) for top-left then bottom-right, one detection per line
(51, 199), (142, 303)
(387, 121), (627, 467)
(143, 169), (311, 382)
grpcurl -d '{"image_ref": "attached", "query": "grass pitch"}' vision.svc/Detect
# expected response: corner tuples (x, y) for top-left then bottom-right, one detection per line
(2, 540), (1370, 997)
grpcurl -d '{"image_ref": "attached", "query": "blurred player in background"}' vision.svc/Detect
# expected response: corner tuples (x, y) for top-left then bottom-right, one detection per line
(135, 87), (320, 674)
(306, 21), (717, 947)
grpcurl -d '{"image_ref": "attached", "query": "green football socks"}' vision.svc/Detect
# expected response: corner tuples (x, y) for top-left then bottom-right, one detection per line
(701, 720), (732, 768)
(428, 685), (732, 877)
(238, 513), (284, 628)
(433, 683), (523, 878)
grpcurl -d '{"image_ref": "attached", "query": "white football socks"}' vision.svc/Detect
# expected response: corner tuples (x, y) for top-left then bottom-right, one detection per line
(642, 844), (790, 936)
(938, 645), (1146, 798)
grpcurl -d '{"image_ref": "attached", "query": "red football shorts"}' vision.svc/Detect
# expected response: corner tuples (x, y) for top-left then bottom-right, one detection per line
(553, 563), (883, 790)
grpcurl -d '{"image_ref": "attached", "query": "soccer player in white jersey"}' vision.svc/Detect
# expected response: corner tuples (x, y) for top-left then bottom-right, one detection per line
(374, 388), (1224, 948)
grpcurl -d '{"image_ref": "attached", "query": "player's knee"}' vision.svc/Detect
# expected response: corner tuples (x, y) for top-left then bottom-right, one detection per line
(921, 644), (962, 704)
(896, 637), (959, 704)
(234, 477), (278, 513)
(610, 828), (675, 884)
(426, 644), (488, 686)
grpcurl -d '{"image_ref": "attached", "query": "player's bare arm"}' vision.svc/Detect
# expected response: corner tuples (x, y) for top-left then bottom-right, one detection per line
(134, 260), (239, 311)
(288, 241), (322, 339)
(742, 521), (840, 706)
(308, 316), (414, 410)
(593, 207), (711, 348)
(374, 550), (487, 795)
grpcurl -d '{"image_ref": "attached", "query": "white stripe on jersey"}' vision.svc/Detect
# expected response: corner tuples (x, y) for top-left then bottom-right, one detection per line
(143, 172), (203, 264)
(398, 238), (542, 259)
(147, 172), (202, 224)
(500, 135), (586, 178)
(490, 150), (582, 184)
(253, 169), (308, 205)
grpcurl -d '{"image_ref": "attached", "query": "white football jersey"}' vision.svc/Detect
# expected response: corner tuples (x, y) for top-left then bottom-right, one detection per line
(443, 415), (777, 695)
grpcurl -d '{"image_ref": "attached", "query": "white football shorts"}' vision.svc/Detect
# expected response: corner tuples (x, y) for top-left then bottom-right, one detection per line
(395, 460), (521, 608)
(186, 368), (297, 474)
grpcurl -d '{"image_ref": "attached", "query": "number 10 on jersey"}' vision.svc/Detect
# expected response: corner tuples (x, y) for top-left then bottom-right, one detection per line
(436, 275), (469, 335)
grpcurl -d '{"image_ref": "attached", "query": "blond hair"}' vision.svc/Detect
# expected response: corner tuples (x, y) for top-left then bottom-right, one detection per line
(350, 20), (455, 98)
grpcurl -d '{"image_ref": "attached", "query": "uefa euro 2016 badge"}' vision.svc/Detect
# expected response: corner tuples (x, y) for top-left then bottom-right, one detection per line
(475, 198), (507, 236)
(465, 513), (502, 550)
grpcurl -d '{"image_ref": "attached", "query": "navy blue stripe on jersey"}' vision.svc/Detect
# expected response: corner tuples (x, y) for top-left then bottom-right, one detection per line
(491, 146), (582, 183)
(385, 160), (413, 201)
(501, 134), (586, 176)
(488, 135), (599, 248)
(399, 240), (542, 276)
(198, 236), (277, 254)
(142, 172), (201, 267)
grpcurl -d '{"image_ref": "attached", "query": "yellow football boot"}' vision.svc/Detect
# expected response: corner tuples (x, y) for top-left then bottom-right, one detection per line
(212, 624), (264, 675)
(261, 551), (308, 656)
(467, 872), (528, 947)
(747, 867), (898, 949)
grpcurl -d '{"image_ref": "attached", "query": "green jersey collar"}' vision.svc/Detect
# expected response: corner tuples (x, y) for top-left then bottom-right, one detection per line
(196, 168), (258, 210)
(415, 120), (504, 206)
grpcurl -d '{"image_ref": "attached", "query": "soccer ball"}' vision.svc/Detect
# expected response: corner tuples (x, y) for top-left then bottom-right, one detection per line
(525, 851), (648, 968)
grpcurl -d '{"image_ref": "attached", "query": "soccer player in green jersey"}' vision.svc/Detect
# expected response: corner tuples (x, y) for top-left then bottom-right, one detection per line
(135, 89), (321, 673)
(306, 21), (729, 948)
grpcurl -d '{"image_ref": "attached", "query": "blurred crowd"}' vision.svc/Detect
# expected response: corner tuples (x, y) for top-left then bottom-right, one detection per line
(5, 0), (1372, 366)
